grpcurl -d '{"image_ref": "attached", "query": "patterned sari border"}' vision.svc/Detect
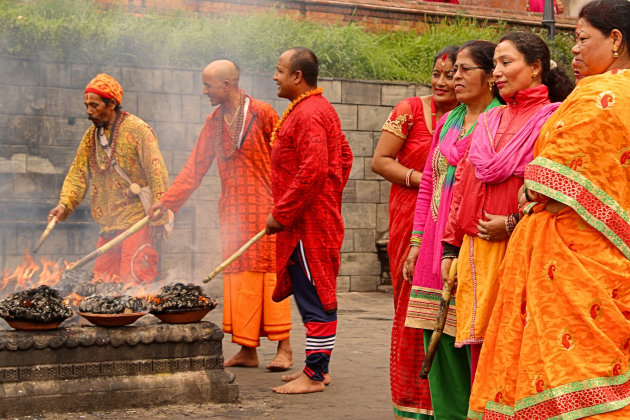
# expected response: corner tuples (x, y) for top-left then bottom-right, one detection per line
(393, 403), (434, 419)
(479, 366), (630, 419)
(526, 157), (630, 259)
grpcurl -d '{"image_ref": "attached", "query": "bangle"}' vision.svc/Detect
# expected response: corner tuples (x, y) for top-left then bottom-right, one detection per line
(505, 214), (516, 235)
(410, 236), (422, 246)
(405, 168), (414, 188)
(441, 255), (456, 261)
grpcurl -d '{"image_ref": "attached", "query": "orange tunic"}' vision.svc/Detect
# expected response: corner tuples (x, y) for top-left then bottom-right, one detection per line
(160, 96), (279, 273)
(469, 70), (630, 419)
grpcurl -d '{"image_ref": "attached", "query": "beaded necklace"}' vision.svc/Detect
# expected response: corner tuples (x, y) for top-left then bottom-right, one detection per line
(216, 93), (246, 161)
(270, 87), (324, 147)
(90, 111), (125, 173)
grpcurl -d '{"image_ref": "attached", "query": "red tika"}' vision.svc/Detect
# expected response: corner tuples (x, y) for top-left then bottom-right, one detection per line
(271, 93), (353, 312)
(160, 96), (279, 273)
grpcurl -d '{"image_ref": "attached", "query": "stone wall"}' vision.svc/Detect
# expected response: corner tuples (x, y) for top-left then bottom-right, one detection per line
(0, 54), (430, 292)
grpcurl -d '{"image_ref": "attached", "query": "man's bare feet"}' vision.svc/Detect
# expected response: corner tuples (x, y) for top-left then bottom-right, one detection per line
(281, 370), (331, 385)
(266, 339), (294, 371)
(272, 372), (325, 394)
(224, 345), (259, 367)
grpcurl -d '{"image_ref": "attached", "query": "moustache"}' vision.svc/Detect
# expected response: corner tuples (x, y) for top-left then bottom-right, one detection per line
(88, 116), (104, 128)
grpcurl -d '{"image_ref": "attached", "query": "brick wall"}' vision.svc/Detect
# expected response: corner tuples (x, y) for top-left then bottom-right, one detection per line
(95, 0), (578, 31)
(0, 54), (430, 292)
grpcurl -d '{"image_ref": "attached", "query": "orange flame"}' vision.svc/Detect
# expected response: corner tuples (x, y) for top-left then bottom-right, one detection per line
(1, 250), (65, 294)
(65, 292), (84, 309)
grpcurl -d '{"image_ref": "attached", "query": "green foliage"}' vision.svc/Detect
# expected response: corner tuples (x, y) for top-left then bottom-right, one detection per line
(0, 0), (575, 83)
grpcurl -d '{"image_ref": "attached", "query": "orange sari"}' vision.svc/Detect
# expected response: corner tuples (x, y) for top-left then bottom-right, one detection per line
(469, 70), (630, 419)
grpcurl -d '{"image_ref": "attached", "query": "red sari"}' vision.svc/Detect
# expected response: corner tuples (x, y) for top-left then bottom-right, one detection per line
(383, 97), (436, 419)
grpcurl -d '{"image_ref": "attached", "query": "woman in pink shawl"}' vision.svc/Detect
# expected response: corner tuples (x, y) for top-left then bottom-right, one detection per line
(372, 46), (459, 420)
(440, 31), (573, 390)
(404, 40), (502, 419)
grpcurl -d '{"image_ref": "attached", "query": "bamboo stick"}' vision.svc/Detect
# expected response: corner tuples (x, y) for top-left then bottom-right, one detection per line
(203, 229), (266, 283)
(419, 257), (457, 379)
(65, 214), (154, 271)
(33, 216), (57, 254)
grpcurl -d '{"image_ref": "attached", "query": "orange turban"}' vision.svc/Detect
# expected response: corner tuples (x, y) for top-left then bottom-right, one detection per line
(84, 73), (123, 105)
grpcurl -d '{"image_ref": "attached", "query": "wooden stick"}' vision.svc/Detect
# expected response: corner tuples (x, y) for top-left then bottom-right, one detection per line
(203, 229), (266, 283)
(420, 257), (457, 379)
(33, 216), (57, 254)
(66, 214), (155, 271)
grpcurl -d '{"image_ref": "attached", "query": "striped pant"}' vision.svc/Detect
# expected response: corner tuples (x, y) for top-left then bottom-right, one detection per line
(288, 242), (337, 382)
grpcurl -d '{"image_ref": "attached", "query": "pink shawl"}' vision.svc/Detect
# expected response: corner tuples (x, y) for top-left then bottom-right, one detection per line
(468, 103), (560, 183)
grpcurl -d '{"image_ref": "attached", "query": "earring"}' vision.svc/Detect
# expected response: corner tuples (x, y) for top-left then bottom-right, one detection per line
(532, 71), (538, 79)
(488, 81), (495, 92)
(613, 45), (619, 58)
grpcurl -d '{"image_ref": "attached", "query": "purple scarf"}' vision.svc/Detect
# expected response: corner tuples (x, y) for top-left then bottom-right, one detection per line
(468, 103), (560, 183)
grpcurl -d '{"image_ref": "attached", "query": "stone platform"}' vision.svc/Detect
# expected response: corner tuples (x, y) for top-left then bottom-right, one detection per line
(0, 320), (238, 417)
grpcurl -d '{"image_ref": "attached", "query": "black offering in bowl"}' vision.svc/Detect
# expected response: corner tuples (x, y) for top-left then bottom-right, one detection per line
(0, 285), (73, 330)
(150, 283), (217, 324)
(78, 295), (148, 327)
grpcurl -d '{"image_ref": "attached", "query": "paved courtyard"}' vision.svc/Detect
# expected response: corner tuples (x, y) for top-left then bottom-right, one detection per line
(14, 291), (395, 420)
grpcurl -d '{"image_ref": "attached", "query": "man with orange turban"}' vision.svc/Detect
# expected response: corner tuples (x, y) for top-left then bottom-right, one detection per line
(49, 73), (170, 283)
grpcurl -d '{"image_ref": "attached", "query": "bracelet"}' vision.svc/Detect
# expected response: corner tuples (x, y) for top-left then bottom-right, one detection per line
(405, 168), (414, 188)
(441, 255), (456, 261)
(505, 214), (517, 235)
(409, 236), (422, 247)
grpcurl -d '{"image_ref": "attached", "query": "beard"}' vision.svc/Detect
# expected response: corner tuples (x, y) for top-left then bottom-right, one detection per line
(88, 116), (105, 128)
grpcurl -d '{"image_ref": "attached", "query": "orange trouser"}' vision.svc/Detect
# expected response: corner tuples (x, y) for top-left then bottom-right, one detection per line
(222, 271), (291, 347)
(93, 224), (158, 283)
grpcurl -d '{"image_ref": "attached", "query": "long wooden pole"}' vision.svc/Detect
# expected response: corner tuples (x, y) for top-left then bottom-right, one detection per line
(419, 257), (457, 379)
(65, 214), (153, 271)
(33, 216), (57, 254)
(203, 229), (266, 283)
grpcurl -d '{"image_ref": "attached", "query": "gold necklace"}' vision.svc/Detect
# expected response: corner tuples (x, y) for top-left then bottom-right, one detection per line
(270, 87), (324, 147)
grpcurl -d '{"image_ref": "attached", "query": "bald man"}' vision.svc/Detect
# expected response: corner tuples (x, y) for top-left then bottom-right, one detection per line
(150, 60), (293, 370)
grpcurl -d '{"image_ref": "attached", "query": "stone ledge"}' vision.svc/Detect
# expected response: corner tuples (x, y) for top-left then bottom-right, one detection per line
(0, 321), (223, 352)
(0, 355), (222, 383)
(0, 370), (238, 417)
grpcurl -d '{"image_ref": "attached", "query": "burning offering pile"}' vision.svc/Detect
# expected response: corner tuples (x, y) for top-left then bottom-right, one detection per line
(150, 283), (216, 312)
(78, 295), (148, 314)
(0, 285), (72, 323)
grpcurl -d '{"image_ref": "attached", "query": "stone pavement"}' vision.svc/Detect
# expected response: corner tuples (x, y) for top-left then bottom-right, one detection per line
(18, 291), (395, 420)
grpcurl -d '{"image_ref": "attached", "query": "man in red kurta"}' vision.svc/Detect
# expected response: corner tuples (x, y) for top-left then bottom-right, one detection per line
(150, 60), (293, 370)
(266, 47), (353, 394)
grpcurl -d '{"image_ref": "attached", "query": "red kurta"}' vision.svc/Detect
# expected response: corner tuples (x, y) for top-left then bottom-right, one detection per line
(271, 93), (353, 312)
(160, 95), (279, 273)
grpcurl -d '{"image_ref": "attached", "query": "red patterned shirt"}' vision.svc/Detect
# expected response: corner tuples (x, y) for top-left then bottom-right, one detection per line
(160, 95), (279, 273)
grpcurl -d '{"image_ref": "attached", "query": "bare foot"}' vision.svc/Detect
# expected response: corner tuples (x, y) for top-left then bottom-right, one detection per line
(224, 346), (259, 367)
(272, 372), (325, 394)
(266, 339), (294, 371)
(281, 371), (331, 385)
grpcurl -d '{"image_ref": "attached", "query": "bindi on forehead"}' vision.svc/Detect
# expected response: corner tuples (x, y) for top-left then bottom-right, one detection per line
(441, 53), (448, 67)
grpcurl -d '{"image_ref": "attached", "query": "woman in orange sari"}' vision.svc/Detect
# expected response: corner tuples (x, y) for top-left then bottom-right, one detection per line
(372, 46), (459, 419)
(469, 0), (630, 418)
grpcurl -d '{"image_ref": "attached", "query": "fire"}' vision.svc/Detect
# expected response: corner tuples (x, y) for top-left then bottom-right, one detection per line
(65, 292), (84, 308)
(1, 250), (65, 294)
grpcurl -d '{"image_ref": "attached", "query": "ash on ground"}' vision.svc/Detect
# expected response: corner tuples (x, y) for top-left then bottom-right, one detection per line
(57, 269), (94, 296)
(78, 295), (148, 314)
(73, 280), (129, 298)
(0, 285), (73, 322)
(150, 283), (216, 312)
